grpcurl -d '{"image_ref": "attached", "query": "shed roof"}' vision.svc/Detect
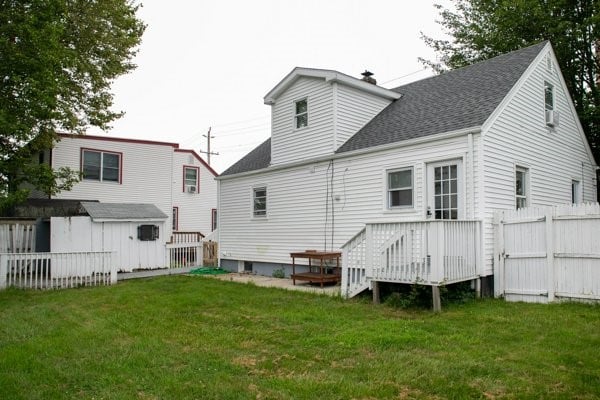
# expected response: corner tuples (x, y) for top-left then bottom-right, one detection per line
(221, 41), (548, 176)
(80, 202), (168, 222)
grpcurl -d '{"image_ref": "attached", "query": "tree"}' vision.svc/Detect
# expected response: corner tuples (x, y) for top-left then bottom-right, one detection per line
(0, 0), (145, 212)
(421, 0), (600, 161)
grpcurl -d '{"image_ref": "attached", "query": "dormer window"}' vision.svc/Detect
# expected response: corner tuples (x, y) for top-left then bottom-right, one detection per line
(295, 98), (308, 129)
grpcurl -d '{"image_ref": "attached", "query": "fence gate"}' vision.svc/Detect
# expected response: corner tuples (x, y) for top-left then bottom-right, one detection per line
(495, 203), (600, 303)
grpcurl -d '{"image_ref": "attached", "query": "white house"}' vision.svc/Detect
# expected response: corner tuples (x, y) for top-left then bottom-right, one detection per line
(31, 133), (218, 238)
(216, 41), (597, 298)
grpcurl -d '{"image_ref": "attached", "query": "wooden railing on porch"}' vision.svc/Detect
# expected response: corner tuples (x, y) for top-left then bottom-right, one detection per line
(341, 220), (481, 298)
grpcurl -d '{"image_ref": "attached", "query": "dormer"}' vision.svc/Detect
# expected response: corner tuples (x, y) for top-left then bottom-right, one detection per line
(264, 67), (401, 165)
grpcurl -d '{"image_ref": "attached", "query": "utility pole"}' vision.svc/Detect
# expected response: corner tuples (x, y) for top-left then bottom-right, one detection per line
(199, 127), (219, 165)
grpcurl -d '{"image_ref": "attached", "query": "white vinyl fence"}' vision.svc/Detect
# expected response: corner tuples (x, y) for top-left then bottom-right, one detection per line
(166, 232), (203, 269)
(495, 203), (600, 303)
(0, 252), (116, 290)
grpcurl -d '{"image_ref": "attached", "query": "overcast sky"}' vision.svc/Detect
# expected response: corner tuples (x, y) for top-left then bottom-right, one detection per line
(93, 1), (450, 173)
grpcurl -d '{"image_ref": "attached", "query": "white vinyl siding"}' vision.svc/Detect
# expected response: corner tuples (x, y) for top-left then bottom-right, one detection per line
(482, 46), (597, 274)
(53, 138), (173, 224)
(50, 136), (219, 237)
(335, 84), (392, 150)
(271, 77), (333, 165)
(172, 151), (218, 234)
(219, 135), (478, 266)
(270, 77), (393, 165)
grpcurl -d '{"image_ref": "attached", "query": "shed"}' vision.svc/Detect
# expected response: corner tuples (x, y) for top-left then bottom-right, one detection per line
(51, 202), (169, 272)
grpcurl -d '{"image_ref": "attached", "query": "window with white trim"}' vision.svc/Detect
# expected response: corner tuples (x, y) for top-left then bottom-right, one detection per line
(515, 167), (529, 209)
(295, 98), (308, 129)
(572, 180), (582, 204)
(82, 150), (120, 182)
(544, 81), (554, 111)
(387, 168), (413, 208)
(184, 166), (198, 193)
(253, 187), (267, 217)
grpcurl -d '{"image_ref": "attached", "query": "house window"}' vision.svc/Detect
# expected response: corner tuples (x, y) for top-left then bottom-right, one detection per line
(295, 98), (308, 129)
(82, 149), (121, 183)
(544, 81), (554, 111)
(515, 167), (529, 209)
(253, 187), (267, 217)
(211, 208), (217, 231)
(183, 166), (199, 193)
(387, 168), (413, 208)
(572, 180), (582, 204)
(172, 207), (178, 231)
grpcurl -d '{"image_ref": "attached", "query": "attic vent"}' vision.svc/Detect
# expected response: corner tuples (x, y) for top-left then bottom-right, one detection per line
(361, 70), (377, 85)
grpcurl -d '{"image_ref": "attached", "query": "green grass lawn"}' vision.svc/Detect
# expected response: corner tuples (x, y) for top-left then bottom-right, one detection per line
(1, 276), (599, 399)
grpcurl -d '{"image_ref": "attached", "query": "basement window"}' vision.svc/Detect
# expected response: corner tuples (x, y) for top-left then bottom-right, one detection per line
(138, 225), (159, 241)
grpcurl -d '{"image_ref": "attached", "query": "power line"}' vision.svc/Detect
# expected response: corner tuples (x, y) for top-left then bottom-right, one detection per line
(380, 68), (432, 86)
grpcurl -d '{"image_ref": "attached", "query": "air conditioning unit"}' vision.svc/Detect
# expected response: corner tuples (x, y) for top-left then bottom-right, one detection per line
(545, 110), (559, 127)
(187, 185), (196, 193)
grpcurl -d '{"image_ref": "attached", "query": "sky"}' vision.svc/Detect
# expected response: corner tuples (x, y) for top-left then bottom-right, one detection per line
(92, 0), (450, 174)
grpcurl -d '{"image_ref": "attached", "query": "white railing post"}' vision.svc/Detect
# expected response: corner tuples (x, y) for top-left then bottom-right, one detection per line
(365, 224), (373, 281)
(493, 213), (505, 298)
(429, 221), (445, 284)
(0, 254), (6, 289)
(545, 210), (555, 302)
(109, 252), (117, 284)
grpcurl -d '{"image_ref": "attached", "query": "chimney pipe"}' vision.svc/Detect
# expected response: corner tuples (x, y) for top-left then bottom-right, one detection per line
(361, 70), (376, 85)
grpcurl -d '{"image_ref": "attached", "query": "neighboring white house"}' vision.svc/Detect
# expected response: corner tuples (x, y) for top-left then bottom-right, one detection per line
(31, 133), (219, 238)
(216, 41), (597, 297)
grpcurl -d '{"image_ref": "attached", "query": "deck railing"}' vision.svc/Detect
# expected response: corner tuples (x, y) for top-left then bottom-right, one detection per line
(166, 232), (204, 268)
(341, 220), (481, 298)
(0, 251), (116, 290)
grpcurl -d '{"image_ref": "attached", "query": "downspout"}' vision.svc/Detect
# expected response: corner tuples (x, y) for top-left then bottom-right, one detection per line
(468, 133), (475, 219)
(468, 132), (481, 297)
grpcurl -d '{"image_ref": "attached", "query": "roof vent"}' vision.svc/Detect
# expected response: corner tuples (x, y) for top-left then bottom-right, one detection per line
(361, 70), (377, 85)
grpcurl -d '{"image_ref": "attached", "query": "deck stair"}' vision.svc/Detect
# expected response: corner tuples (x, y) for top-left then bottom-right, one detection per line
(341, 220), (481, 299)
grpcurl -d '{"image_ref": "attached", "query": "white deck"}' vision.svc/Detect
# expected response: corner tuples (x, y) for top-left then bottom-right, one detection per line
(341, 220), (481, 298)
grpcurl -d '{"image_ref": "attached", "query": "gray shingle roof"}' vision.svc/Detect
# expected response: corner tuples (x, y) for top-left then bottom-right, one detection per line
(221, 42), (547, 176)
(337, 41), (547, 153)
(81, 202), (168, 221)
(221, 138), (271, 176)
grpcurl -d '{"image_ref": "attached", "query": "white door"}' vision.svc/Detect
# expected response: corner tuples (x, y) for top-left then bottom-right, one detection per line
(427, 160), (463, 220)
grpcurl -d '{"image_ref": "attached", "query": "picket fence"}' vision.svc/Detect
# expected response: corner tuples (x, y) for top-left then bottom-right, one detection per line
(0, 251), (116, 290)
(495, 203), (600, 303)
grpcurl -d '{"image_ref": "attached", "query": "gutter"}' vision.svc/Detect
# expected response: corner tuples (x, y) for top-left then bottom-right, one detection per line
(216, 126), (482, 181)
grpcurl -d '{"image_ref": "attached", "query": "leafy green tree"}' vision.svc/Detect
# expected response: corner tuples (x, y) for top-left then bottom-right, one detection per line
(422, 0), (600, 161)
(0, 0), (145, 212)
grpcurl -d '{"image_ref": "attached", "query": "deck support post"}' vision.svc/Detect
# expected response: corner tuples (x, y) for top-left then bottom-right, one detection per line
(372, 280), (380, 304)
(475, 277), (481, 298)
(432, 285), (441, 312)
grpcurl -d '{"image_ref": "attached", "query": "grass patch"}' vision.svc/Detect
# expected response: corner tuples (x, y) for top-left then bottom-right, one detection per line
(1, 276), (599, 399)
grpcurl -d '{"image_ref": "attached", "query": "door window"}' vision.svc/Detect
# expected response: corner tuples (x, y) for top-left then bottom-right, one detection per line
(428, 160), (461, 220)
